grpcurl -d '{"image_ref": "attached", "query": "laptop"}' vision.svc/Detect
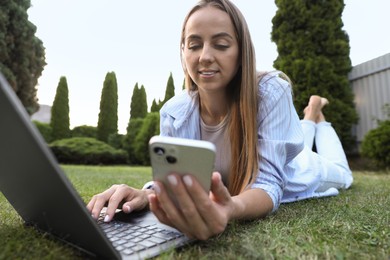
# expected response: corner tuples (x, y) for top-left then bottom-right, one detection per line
(0, 73), (191, 259)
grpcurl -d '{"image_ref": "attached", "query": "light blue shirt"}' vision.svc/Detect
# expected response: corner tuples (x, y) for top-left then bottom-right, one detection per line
(159, 72), (335, 212)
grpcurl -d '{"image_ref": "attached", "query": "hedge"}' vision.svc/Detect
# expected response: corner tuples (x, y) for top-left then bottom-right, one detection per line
(49, 137), (128, 165)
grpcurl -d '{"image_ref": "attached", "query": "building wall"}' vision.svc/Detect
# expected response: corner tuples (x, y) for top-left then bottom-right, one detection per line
(349, 53), (390, 143)
(31, 104), (52, 124)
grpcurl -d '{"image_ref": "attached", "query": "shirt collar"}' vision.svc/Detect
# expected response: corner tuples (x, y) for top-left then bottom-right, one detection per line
(163, 90), (200, 130)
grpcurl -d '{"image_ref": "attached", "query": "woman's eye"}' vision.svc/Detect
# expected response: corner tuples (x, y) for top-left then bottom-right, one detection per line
(215, 44), (229, 50)
(188, 45), (201, 50)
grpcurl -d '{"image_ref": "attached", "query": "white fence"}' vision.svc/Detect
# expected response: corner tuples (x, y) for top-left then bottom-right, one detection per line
(349, 53), (390, 144)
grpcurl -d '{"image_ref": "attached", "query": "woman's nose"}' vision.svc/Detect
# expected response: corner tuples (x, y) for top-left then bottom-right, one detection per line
(199, 45), (215, 64)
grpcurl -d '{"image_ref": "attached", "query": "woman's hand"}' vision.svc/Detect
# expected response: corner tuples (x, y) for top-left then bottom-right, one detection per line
(148, 172), (236, 240)
(87, 184), (153, 222)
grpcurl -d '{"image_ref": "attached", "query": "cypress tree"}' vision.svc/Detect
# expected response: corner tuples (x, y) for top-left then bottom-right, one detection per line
(163, 72), (175, 103)
(125, 83), (148, 163)
(155, 73), (176, 110)
(139, 85), (148, 117)
(150, 99), (159, 113)
(0, 0), (46, 114)
(130, 83), (147, 120)
(130, 83), (140, 120)
(97, 72), (118, 142)
(271, 0), (358, 150)
(50, 76), (70, 140)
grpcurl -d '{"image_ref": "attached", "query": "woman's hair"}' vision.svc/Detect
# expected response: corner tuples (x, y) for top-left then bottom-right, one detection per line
(180, 0), (259, 195)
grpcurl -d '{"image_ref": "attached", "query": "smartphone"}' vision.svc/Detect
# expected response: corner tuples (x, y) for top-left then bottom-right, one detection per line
(149, 135), (216, 194)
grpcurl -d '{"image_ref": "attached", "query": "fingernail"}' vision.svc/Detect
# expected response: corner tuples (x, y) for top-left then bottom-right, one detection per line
(104, 215), (110, 222)
(124, 205), (131, 213)
(215, 172), (222, 182)
(154, 182), (161, 194)
(168, 175), (178, 186)
(183, 175), (192, 187)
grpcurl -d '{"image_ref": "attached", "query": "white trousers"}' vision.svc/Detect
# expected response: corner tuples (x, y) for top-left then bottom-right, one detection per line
(301, 120), (353, 192)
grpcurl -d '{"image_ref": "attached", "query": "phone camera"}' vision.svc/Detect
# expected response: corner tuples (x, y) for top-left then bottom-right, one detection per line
(154, 147), (165, 156)
(165, 156), (177, 164)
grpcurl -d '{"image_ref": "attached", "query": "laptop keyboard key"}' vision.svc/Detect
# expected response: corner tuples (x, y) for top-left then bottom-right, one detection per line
(123, 248), (134, 255)
(139, 240), (157, 249)
(148, 237), (167, 244)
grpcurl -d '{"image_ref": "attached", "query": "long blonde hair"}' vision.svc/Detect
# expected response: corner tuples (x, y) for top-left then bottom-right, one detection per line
(180, 0), (259, 195)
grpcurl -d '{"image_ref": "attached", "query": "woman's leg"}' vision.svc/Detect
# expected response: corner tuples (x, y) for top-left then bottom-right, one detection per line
(300, 120), (315, 149)
(301, 95), (326, 149)
(303, 96), (353, 192)
(315, 121), (353, 192)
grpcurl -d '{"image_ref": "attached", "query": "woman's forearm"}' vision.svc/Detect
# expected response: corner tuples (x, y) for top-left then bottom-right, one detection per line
(230, 188), (274, 221)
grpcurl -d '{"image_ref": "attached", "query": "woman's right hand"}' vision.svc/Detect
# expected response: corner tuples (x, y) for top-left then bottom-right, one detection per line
(86, 184), (153, 222)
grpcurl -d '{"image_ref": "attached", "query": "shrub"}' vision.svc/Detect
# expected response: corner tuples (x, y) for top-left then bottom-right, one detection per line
(123, 118), (144, 165)
(133, 112), (160, 165)
(71, 125), (97, 138)
(361, 120), (390, 170)
(33, 121), (52, 143)
(108, 133), (125, 150)
(49, 137), (128, 165)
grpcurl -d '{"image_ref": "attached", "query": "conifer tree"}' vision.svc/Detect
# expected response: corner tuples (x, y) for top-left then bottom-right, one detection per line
(139, 85), (148, 117)
(129, 83), (148, 120)
(125, 83), (148, 164)
(130, 83), (140, 119)
(150, 99), (159, 113)
(163, 72), (175, 103)
(155, 73), (176, 110)
(97, 72), (118, 142)
(50, 76), (70, 140)
(271, 0), (358, 150)
(0, 0), (46, 114)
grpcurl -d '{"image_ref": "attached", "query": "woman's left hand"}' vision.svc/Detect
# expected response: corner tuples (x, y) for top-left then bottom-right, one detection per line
(148, 171), (235, 240)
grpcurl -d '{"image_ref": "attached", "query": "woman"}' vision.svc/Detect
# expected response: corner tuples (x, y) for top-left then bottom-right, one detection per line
(87, 0), (353, 240)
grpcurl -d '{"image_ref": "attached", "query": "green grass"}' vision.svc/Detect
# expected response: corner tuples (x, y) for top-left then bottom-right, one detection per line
(0, 165), (389, 259)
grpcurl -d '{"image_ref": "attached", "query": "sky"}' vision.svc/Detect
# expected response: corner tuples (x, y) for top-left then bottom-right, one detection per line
(27, 0), (390, 134)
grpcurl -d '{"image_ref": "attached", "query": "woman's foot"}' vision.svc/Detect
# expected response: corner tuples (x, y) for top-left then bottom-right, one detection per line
(320, 97), (329, 108)
(303, 95), (329, 123)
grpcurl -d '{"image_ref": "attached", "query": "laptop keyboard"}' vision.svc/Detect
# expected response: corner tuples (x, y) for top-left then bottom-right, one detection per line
(98, 219), (184, 256)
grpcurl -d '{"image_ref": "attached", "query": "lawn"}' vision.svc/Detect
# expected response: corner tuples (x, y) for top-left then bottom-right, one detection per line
(0, 165), (389, 259)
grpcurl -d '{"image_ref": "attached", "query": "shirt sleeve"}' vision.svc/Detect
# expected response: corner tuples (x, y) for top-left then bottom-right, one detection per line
(250, 74), (304, 212)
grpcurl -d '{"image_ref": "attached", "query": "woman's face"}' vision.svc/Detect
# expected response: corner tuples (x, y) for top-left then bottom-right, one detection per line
(182, 6), (240, 93)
